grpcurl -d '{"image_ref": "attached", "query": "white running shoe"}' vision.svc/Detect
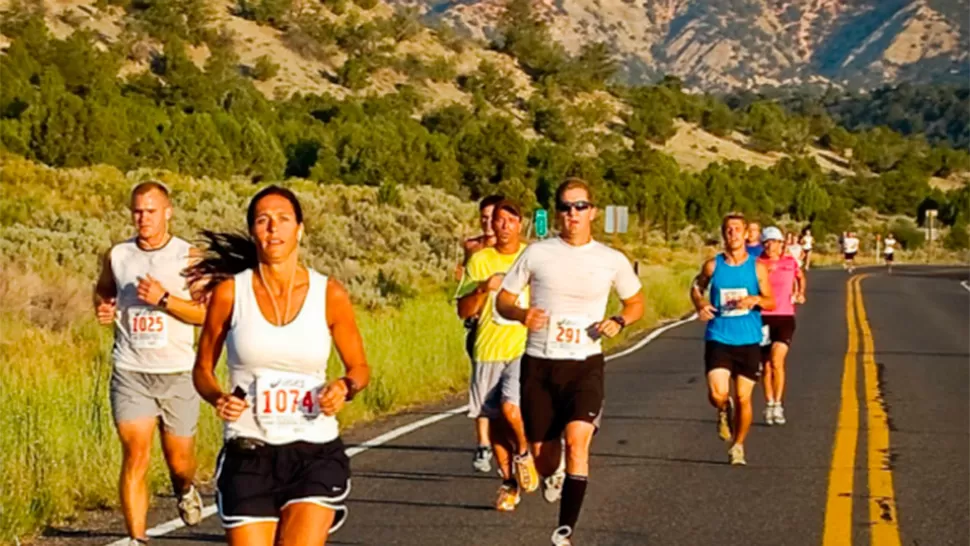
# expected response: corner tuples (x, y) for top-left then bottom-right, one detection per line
(728, 443), (747, 466)
(774, 404), (787, 425)
(472, 446), (493, 473)
(177, 485), (203, 526)
(551, 525), (573, 545)
(764, 402), (775, 426)
(542, 470), (565, 503)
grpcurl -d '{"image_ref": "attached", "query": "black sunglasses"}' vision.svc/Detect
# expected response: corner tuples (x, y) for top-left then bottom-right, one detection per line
(555, 200), (593, 213)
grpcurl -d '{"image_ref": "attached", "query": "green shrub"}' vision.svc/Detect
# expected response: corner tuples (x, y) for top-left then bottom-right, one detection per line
(251, 55), (279, 81)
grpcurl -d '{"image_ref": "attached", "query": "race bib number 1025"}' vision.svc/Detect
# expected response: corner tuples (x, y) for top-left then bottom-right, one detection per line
(128, 306), (168, 349)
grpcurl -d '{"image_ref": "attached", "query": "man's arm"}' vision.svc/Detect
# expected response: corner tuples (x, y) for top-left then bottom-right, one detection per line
(457, 274), (504, 320)
(690, 259), (717, 321)
(136, 247), (207, 326)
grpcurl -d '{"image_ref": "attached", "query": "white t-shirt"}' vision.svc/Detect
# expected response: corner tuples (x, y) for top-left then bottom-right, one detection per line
(111, 236), (196, 373)
(884, 237), (896, 254)
(843, 237), (860, 254)
(500, 237), (642, 360)
(801, 234), (814, 250)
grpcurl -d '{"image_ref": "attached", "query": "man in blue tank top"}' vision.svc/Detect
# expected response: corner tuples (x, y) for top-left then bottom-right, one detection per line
(690, 213), (775, 465)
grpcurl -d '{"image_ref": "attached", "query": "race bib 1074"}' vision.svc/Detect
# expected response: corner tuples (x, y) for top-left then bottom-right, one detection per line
(128, 306), (168, 349)
(254, 369), (324, 439)
(545, 315), (598, 359)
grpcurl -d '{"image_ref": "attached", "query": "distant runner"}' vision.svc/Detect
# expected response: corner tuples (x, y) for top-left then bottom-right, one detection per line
(842, 232), (860, 273)
(690, 213), (775, 466)
(457, 195), (503, 473)
(746, 221), (763, 257)
(785, 232), (804, 269)
(497, 178), (644, 546)
(799, 227), (814, 270)
(190, 186), (369, 546)
(758, 227), (806, 426)
(457, 199), (539, 511)
(883, 233), (897, 274)
(94, 181), (205, 546)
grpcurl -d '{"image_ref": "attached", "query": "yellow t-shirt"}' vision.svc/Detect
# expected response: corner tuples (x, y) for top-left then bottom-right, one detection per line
(459, 245), (529, 362)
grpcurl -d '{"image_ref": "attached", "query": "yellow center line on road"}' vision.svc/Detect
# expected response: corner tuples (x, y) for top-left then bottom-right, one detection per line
(854, 276), (903, 546)
(822, 274), (862, 546)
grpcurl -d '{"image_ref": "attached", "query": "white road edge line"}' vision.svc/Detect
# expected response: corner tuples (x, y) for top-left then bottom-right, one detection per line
(961, 280), (970, 293)
(108, 313), (698, 544)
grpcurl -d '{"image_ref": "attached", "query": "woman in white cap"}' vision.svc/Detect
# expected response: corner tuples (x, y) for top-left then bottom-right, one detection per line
(758, 226), (806, 425)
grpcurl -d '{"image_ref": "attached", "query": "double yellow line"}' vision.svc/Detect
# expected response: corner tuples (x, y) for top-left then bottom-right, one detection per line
(822, 275), (902, 546)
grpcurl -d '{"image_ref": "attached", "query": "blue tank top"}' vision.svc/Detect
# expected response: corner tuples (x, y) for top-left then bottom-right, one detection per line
(706, 253), (762, 346)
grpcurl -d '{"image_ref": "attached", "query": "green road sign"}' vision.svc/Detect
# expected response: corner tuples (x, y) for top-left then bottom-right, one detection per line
(535, 209), (548, 238)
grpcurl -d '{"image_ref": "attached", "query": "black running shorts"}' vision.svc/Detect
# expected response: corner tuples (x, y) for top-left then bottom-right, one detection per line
(520, 353), (605, 443)
(761, 315), (796, 356)
(705, 341), (761, 381)
(844, 252), (857, 260)
(216, 438), (350, 530)
(884, 253), (894, 262)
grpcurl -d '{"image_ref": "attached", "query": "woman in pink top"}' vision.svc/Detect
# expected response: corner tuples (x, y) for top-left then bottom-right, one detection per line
(758, 227), (806, 425)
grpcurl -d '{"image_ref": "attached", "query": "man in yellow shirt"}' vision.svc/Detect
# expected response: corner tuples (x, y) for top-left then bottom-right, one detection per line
(458, 199), (539, 511)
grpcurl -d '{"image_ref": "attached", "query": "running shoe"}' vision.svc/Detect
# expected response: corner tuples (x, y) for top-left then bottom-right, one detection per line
(551, 525), (573, 546)
(472, 446), (493, 473)
(177, 485), (203, 526)
(125, 539), (149, 546)
(764, 402), (775, 426)
(774, 404), (787, 425)
(495, 483), (521, 512)
(542, 469), (565, 503)
(728, 443), (747, 466)
(513, 452), (539, 493)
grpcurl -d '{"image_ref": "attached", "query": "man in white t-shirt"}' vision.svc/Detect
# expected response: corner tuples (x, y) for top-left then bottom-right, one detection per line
(842, 232), (860, 273)
(94, 182), (207, 545)
(883, 233), (897, 274)
(496, 178), (644, 546)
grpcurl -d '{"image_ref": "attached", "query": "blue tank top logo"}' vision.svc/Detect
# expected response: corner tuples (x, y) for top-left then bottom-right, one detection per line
(706, 254), (762, 346)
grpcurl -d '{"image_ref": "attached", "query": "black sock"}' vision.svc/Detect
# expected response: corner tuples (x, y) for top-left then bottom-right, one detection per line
(558, 474), (588, 533)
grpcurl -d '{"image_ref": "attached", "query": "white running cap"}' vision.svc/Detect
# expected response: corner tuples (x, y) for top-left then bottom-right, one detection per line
(762, 226), (784, 242)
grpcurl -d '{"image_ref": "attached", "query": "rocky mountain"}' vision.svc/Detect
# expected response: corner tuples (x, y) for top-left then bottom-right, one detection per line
(394, 0), (969, 90)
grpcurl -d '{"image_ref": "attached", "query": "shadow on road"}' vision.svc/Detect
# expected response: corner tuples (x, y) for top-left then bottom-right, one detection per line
(355, 470), (496, 482)
(350, 498), (493, 512)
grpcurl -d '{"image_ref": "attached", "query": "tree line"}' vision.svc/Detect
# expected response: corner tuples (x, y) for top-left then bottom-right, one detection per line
(0, 0), (967, 248)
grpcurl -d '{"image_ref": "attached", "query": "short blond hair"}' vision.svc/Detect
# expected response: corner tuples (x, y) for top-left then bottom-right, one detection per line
(555, 177), (593, 204)
(721, 212), (747, 235)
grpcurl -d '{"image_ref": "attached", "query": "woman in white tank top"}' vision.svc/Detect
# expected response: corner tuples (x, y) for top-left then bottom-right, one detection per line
(190, 186), (370, 546)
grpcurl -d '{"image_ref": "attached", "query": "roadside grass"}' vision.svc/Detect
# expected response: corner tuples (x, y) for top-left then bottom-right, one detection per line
(0, 257), (700, 542)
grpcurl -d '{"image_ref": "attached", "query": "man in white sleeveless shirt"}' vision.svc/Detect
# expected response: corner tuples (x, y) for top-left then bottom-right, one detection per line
(94, 181), (207, 545)
(496, 178), (644, 546)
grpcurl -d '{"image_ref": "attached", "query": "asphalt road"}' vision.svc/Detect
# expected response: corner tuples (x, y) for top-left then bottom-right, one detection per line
(39, 265), (969, 546)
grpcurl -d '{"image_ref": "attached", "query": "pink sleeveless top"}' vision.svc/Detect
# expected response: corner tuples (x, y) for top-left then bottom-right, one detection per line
(760, 255), (798, 316)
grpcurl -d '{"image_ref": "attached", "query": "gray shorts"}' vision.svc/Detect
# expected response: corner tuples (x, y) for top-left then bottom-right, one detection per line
(110, 368), (200, 437)
(467, 358), (521, 419)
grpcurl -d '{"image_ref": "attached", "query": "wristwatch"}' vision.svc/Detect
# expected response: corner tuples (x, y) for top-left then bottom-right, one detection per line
(158, 291), (170, 309)
(610, 315), (626, 330)
(341, 376), (360, 402)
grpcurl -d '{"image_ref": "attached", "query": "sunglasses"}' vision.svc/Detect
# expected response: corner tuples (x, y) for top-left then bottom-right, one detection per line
(555, 200), (593, 213)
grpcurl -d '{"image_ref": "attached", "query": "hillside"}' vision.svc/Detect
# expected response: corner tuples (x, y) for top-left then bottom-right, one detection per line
(1, 0), (968, 244)
(396, 0), (969, 90)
